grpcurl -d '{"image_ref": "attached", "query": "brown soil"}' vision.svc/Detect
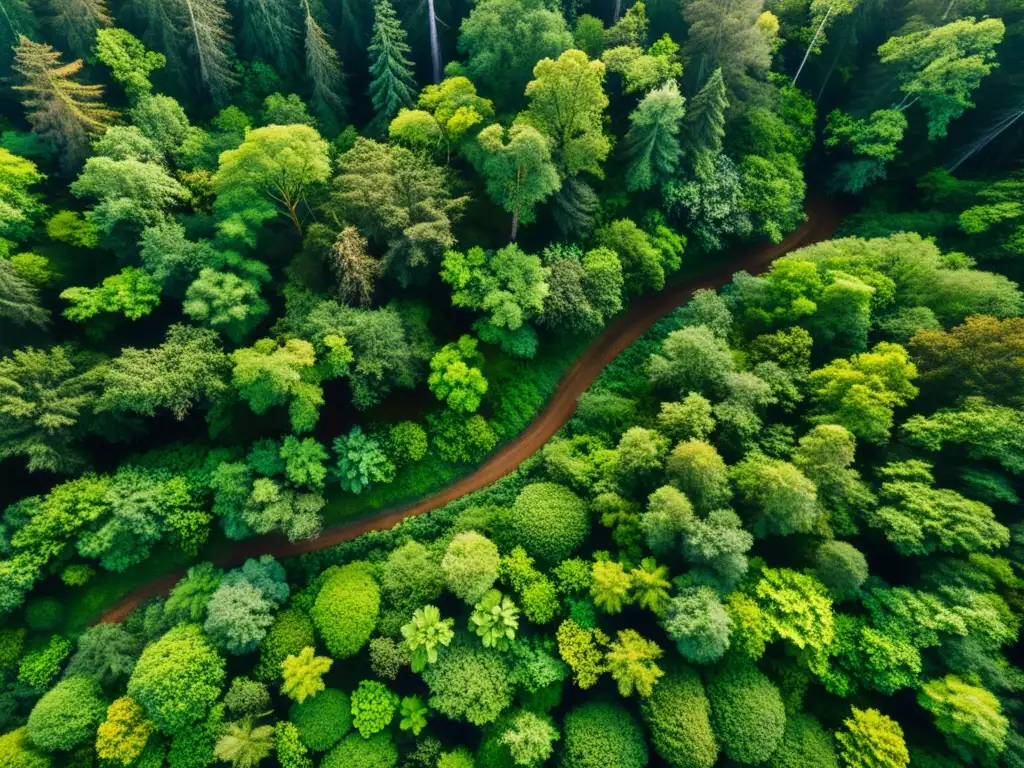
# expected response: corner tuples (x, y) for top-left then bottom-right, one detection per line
(97, 201), (844, 624)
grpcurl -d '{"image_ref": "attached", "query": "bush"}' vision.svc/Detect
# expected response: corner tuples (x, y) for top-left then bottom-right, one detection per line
(322, 732), (398, 768)
(561, 702), (648, 768)
(665, 441), (731, 512)
(18, 636), (72, 692)
(442, 531), (501, 604)
(706, 661), (786, 764)
(290, 688), (351, 751)
(254, 608), (316, 681)
(494, 483), (589, 566)
(127, 623), (226, 736)
(27, 675), (106, 752)
(350, 680), (398, 738)
(661, 588), (731, 664)
(641, 667), (718, 768)
(423, 642), (513, 726)
(66, 623), (145, 687)
(0, 728), (51, 768)
(814, 541), (869, 600)
(769, 713), (839, 768)
(25, 598), (61, 632)
(224, 677), (271, 716)
(310, 563), (380, 658)
(381, 541), (444, 616)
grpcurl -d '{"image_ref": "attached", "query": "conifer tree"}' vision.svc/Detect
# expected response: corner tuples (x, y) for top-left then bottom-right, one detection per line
(0, 0), (37, 59)
(235, 0), (300, 76)
(368, 0), (417, 128)
(623, 82), (685, 192)
(682, 67), (727, 160)
(121, 0), (185, 85)
(300, 0), (347, 126)
(47, 0), (110, 60)
(12, 36), (117, 169)
(180, 0), (238, 105)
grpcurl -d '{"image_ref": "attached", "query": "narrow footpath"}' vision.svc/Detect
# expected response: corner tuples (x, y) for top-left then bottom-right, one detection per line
(98, 201), (844, 624)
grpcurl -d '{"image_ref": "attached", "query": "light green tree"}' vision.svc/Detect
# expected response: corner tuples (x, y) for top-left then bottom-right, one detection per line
(605, 629), (664, 697)
(428, 335), (488, 412)
(401, 605), (455, 671)
(280, 647), (332, 704)
(469, 589), (520, 650)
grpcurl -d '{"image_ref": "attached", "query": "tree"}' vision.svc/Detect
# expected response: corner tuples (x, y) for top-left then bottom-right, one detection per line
(682, 67), (727, 159)
(475, 122), (561, 240)
(233, 0), (298, 76)
(422, 641), (513, 725)
(824, 109), (908, 194)
(732, 453), (819, 537)
(204, 580), (275, 655)
(224, 678), (271, 716)
(596, 218), (668, 295)
(331, 426), (394, 494)
(662, 587), (731, 664)
(0, 346), (97, 473)
(739, 152), (806, 244)
(441, 244), (549, 358)
(281, 647), (332, 703)
(399, 696), (429, 736)
(0, 727), (49, 768)
(470, 589), (520, 650)
(561, 702), (648, 768)
(903, 401), (1024, 475)
(605, 629), (664, 697)
(93, 28), (166, 102)
(322, 732), (397, 768)
(918, 676), (1007, 766)
(664, 152), (751, 250)
(649, 325), (735, 397)
(706, 661), (786, 765)
(681, 0), (771, 110)
(493, 482), (590, 566)
(12, 36), (116, 168)
(523, 49), (610, 179)
(127, 624), (225, 736)
(66, 623), (144, 687)
(182, 269), (267, 342)
(177, 0), (237, 104)
(214, 716), (274, 768)
(26, 674), (106, 752)
(754, 568), (834, 675)
(623, 82), (685, 192)
(640, 667), (718, 768)
(629, 558), (672, 614)
(0, 147), (43, 245)
(350, 680), (398, 738)
(0, 259), (49, 331)
(96, 697), (154, 765)
(590, 560), (633, 614)
(254, 609), (315, 682)
(770, 714), (839, 768)
(428, 335), (488, 412)
(275, 722), (312, 768)
(836, 708), (910, 768)
(665, 441), (731, 513)
(458, 0), (573, 109)
(213, 124), (330, 244)
(401, 605), (455, 671)
(807, 342), (919, 444)
(289, 688), (351, 751)
(311, 225), (380, 307)
(500, 710), (559, 766)
(815, 541), (868, 600)
(300, 0), (347, 125)
(879, 18), (1005, 139)
(328, 138), (467, 283)
(368, 0), (416, 127)
(390, 76), (494, 160)
(310, 563), (380, 658)
(539, 246), (623, 336)
(442, 531), (501, 603)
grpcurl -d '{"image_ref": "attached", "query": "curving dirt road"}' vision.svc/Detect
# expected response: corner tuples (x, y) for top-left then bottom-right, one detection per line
(98, 200), (844, 624)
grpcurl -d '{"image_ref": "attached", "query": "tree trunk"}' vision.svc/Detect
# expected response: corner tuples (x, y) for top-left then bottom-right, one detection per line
(613, 0), (622, 24)
(511, 207), (519, 241)
(793, 3), (833, 87)
(427, 0), (441, 83)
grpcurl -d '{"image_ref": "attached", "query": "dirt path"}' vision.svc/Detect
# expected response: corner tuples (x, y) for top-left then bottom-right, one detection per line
(98, 201), (844, 624)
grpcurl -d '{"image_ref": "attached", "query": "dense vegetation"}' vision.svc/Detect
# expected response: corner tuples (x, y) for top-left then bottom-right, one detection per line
(1, 0), (1023, 765)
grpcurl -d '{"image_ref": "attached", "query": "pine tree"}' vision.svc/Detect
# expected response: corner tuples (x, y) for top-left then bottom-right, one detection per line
(328, 226), (381, 306)
(623, 82), (685, 192)
(368, 0), (417, 128)
(682, 67), (727, 160)
(12, 36), (117, 169)
(0, 0), (37, 58)
(47, 0), (111, 60)
(121, 0), (186, 86)
(179, 0), (238, 105)
(300, 0), (347, 127)
(235, 0), (300, 76)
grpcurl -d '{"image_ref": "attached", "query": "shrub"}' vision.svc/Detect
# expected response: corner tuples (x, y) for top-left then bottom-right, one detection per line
(0, 727), (51, 768)
(18, 636), (72, 692)
(254, 608), (316, 681)
(310, 563), (380, 658)
(275, 721), (312, 768)
(561, 702), (648, 768)
(290, 688), (351, 752)
(494, 483), (589, 566)
(640, 666), (718, 768)
(442, 531), (501, 604)
(661, 588), (731, 664)
(438, 747), (475, 768)
(769, 713), (839, 768)
(322, 732), (398, 768)
(25, 598), (61, 631)
(381, 541), (444, 616)
(350, 680), (399, 738)
(127, 623), (226, 736)
(368, 637), (410, 680)
(224, 677), (271, 716)
(61, 564), (96, 587)
(814, 541), (869, 600)
(0, 628), (25, 671)
(665, 441), (731, 512)
(27, 675), (107, 752)
(706, 661), (786, 764)
(65, 623), (145, 687)
(423, 642), (513, 726)
(95, 696), (153, 765)
(835, 707), (909, 768)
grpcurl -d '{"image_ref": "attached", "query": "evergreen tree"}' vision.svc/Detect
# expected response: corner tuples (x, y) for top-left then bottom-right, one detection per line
(623, 82), (685, 192)
(0, 0), (36, 59)
(368, 0), (417, 128)
(180, 0), (238, 105)
(47, 0), (111, 60)
(682, 67), (727, 160)
(300, 0), (347, 126)
(235, 0), (300, 76)
(12, 36), (116, 168)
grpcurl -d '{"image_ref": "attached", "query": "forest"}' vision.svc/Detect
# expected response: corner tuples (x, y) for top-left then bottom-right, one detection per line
(1, 0), (1023, 765)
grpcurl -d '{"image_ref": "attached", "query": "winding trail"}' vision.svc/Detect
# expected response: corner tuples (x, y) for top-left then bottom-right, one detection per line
(98, 200), (844, 624)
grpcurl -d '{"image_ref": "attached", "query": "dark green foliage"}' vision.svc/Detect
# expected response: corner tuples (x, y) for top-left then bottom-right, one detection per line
(768, 714), (839, 768)
(493, 483), (590, 566)
(27, 675), (106, 752)
(706, 661), (786, 764)
(640, 667), (718, 768)
(322, 732), (398, 768)
(561, 702), (648, 768)
(290, 689), (351, 751)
